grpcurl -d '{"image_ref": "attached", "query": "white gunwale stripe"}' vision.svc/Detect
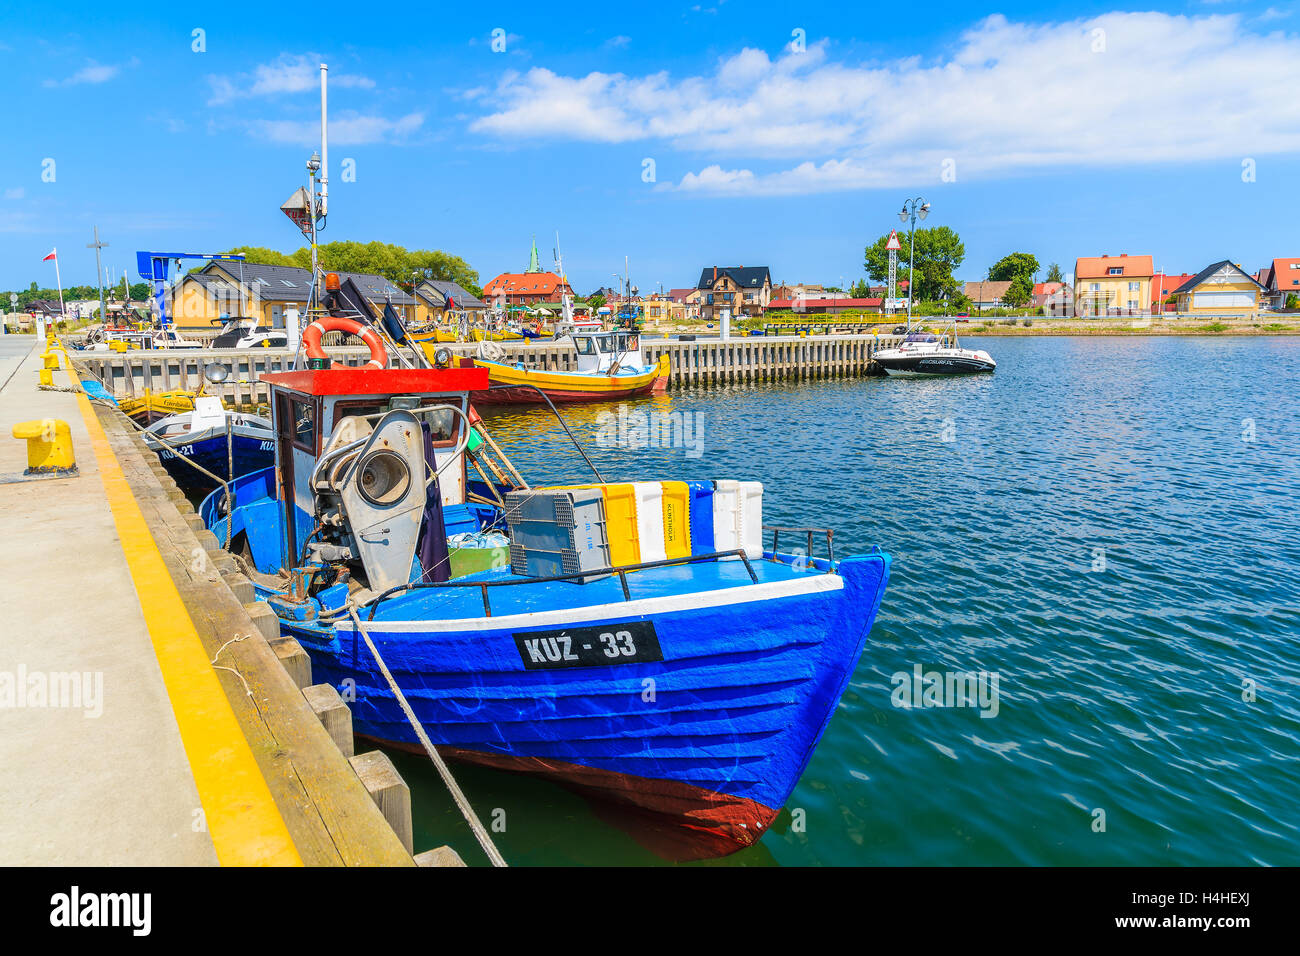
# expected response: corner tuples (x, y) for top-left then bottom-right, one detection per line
(342, 573), (845, 634)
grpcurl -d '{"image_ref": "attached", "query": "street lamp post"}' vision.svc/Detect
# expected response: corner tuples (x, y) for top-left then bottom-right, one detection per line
(897, 197), (930, 326)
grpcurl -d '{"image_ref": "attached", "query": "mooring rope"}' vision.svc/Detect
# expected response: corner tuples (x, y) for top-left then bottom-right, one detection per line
(105, 399), (236, 548)
(346, 605), (508, 868)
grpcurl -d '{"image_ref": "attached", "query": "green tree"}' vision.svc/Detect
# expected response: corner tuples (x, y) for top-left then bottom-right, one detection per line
(224, 245), (297, 267)
(988, 252), (1040, 283)
(865, 226), (965, 302)
(1004, 274), (1034, 308)
(587, 293), (606, 310)
(1044, 262), (1064, 284)
(849, 278), (871, 298)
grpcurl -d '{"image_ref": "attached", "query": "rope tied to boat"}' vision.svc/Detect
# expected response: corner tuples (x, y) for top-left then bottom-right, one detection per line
(345, 605), (508, 868)
(101, 398), (237, 548)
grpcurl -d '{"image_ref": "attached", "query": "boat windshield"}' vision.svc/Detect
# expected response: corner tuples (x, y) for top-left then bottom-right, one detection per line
(904, 333), (941, 343)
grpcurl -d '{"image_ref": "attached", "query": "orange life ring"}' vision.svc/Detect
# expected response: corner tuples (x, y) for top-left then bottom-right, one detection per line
(302, 316), (388, 369)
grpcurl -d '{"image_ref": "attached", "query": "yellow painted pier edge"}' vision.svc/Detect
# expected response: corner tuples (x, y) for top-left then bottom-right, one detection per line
(65, 358), (302, 867)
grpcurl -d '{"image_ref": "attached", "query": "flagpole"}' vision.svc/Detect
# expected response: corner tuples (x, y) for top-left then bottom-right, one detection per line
(52, 247), (66, 322)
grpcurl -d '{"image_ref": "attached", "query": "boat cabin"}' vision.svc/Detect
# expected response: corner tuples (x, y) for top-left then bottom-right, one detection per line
(569, 330), (646, 373)
(260, 366), (489, 577)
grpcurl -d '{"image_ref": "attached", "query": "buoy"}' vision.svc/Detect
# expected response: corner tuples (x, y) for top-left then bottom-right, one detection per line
(11, 419), (77, 476)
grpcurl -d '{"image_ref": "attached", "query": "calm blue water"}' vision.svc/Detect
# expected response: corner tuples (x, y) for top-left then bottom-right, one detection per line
(396, 336), (1300, 866)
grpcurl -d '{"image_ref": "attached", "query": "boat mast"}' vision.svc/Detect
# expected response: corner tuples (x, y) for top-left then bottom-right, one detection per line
(555, 231), (574, 325)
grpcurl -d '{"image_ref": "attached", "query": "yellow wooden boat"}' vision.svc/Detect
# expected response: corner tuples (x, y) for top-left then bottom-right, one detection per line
(426, 330), (669, 403)
(118, 387), (202, 424)
(470, 328), (527, 342)
(408, 325), (460, 344)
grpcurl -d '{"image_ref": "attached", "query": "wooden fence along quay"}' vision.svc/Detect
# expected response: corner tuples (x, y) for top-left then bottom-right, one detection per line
(74, 333), (904, 404)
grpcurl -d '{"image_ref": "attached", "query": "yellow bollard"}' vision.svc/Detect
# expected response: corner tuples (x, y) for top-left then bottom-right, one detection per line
(43, 351), (61, 370)
(11, 419), (78, 475)
(38, 367), (53, 387)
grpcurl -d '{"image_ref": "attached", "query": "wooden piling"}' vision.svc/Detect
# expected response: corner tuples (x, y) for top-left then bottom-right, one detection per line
(349, 751), (414, 855)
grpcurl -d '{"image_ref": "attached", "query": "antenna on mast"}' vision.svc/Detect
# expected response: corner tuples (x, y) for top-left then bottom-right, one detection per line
(319, 63), (329, 218)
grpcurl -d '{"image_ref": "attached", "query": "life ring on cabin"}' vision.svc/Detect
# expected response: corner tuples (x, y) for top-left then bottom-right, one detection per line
(301, 316), (388, 369)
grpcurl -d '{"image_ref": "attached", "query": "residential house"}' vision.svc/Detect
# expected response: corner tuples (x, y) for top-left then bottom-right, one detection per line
(640, 295), (690, 325)
(1073, 254), (1154, 315)
(1259, 258), (1300, 308)
(962, 280), (1014, 311)
(26, 299), (63, 319)
(771, 282), (825, 301)
(1171, 261), (1263, 314)
(481, 270), (574, 308)
(1150, 272), (1194, 313)
(667, 287), (701, 320)
(414, 279), (486, 324)
(1032, 282), (1072, 313)
(481, 238), (575, 309)
(866, 280), (908, 298)
(170, 261), (415, 330)
(696, 266), (772, 321)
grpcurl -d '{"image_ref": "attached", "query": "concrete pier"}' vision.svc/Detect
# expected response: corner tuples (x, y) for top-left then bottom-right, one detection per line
(1, 336), (218, 865)
(0, 335), (455, 866)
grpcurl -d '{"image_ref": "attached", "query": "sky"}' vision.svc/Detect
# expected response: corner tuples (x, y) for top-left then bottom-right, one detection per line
(1, 0), (1298, 295)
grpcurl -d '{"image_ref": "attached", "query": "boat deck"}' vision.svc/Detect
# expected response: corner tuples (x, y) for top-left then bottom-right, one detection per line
(366, 555), (834, 624)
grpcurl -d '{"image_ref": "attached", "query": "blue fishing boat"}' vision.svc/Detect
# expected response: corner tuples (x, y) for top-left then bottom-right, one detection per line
(144, 396), (274, 493)
(202, 313), (890, 858)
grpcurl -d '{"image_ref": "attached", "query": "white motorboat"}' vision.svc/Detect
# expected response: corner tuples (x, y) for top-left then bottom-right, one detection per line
(874, 324), (996, 377)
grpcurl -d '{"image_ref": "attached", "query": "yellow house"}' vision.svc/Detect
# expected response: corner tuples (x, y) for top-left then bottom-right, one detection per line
(640, 296), (687, 325)
(1172, 260), (1263, 315)
(1073, 254), (1154, 315)
(168, 261), (416, 331)
(413, 279), (487, 325)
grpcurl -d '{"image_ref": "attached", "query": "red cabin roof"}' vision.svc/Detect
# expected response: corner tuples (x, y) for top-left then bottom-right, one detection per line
(262, 366), (489, 397)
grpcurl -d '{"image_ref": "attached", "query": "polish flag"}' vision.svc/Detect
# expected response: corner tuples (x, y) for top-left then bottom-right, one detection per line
(42, 249), (57, 261)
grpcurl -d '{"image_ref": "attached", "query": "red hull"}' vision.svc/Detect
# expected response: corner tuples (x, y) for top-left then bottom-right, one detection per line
(371, 737), (777, 859)
(476, 382), (661, 404)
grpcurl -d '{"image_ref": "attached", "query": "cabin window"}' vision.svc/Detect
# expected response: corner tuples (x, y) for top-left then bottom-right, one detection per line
(290, 398), (315, 450)
(332, 399), (461, 448)
(573, 337), (596, 355)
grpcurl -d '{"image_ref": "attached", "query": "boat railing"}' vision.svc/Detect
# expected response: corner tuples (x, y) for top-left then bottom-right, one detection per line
(765, 525), (836, 569)
(363, 548), (760, 620)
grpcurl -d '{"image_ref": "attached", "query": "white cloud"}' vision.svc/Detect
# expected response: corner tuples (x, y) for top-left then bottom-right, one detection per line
(44, 58), (137, 88)
(605, 35), (632, 49)
(208, 54), (375, 105)
(248, 111), (424, 145)
(3, 188), (25, 200)
(468, 12), (1300, 196)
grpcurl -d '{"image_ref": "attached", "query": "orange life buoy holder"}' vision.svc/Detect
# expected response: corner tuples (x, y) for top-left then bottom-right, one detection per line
(301, 316), (388, 370)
